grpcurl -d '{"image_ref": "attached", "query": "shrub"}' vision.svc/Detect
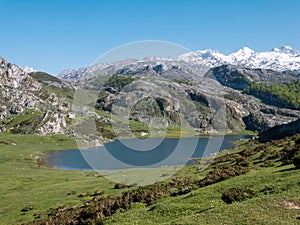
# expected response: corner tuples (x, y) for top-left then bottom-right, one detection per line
(263, 160), (275, 167)
(293, 151), (300, 169)
(267, 150), (279, 160)
(91, 190), (104, 196)
(221, 187), (256, 204)
(280, 144), (300, 167)
(114, 183), (128, 189)
(295, 137), (300, 146)
(236, 157), (250, 167)
(198, 165), (248, 187)
(240, 148), (256, 157)
(259, 185), (277, 195)
(21, 206), (33, 212)
(212, 154), (239, 164)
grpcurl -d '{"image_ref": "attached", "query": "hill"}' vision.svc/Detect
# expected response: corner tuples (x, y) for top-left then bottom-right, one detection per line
(0, 57), (73, 135)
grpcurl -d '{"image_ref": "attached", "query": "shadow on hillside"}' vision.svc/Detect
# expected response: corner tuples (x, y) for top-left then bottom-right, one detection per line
(275, 167), (298, 173)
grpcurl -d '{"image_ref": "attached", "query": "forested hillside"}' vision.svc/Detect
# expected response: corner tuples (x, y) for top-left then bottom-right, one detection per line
(245, 80), (300, 110)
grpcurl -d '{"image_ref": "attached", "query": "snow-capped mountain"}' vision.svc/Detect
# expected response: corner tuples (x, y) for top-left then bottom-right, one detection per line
(58, 46), (300, 80)
(178, 46), (300, 72)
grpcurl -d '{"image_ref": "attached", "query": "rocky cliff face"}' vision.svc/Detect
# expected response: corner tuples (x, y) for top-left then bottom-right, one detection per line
(0, 57), (72, 135)
(206, 65), (299, 89)
(0, 57), (41, 113)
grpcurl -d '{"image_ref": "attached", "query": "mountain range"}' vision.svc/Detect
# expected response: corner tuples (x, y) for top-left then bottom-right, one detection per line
(59, 46), (300, 79)
(1, 45), (300, 140)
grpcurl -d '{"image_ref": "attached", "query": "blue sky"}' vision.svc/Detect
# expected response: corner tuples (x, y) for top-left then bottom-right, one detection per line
(1, 0), (300, 75)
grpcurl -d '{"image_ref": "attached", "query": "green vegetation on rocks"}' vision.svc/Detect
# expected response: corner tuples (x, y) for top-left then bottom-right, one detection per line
(244, 80), (300, 110)
(104, 74), (137, 92)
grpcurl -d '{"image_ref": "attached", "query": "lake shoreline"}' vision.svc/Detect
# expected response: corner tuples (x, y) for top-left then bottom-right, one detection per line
(73, 129), (256, 150)
(40, 134), (252, 171)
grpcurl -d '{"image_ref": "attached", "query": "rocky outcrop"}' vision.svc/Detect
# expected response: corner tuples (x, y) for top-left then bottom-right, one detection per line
(36, 112), (67, 135)
(0, 57), (41, 114)
(206, 65), (298, 88)
(0, 57), (72, 135)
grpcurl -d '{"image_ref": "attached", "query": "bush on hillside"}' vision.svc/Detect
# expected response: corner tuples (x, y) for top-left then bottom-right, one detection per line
(221, 187), (256, 204)
(280, 144), (300, 168)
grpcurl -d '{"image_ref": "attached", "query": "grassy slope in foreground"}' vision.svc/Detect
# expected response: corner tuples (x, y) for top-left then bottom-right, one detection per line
(1, 133), (299, 224)
(0, 132), (215, 224)
(0, 134), (122, 225)
(104, 168), (299, 224)
(103, 136), (300, 224)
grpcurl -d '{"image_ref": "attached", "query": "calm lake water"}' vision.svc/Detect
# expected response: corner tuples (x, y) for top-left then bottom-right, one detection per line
(45, 135), (251, 170)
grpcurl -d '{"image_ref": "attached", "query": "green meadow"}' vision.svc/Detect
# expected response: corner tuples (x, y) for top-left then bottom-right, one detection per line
(0, 134), (117, 224)
(0, 133), (299, 224)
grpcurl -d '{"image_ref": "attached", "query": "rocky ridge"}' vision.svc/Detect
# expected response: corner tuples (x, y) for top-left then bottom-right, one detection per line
(0, 57), (72, 135)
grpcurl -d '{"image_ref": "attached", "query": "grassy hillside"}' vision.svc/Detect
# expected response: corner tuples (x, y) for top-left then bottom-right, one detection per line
(29, 72), (62, 84)
(104, 166), (299, 225)
(0, 133), (296, 224)
(29, 71), (75, 102)
(104, 136), (300, 224)
(104, 74), (137, 92)
(0, 134), (121, 225)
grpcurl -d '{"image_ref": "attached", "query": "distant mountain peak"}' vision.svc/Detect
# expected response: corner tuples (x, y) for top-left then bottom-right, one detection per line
(237, 46), (255, 53)
(197, 49), (220, 54)
(240, 46), (254, 55)
(272, 45), (299, 55)
(229, 47), (255, 61)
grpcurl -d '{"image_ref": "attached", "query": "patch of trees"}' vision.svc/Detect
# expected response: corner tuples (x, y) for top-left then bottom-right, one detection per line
(104, 75), (137, 92)
(244, 80), (300, 110)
